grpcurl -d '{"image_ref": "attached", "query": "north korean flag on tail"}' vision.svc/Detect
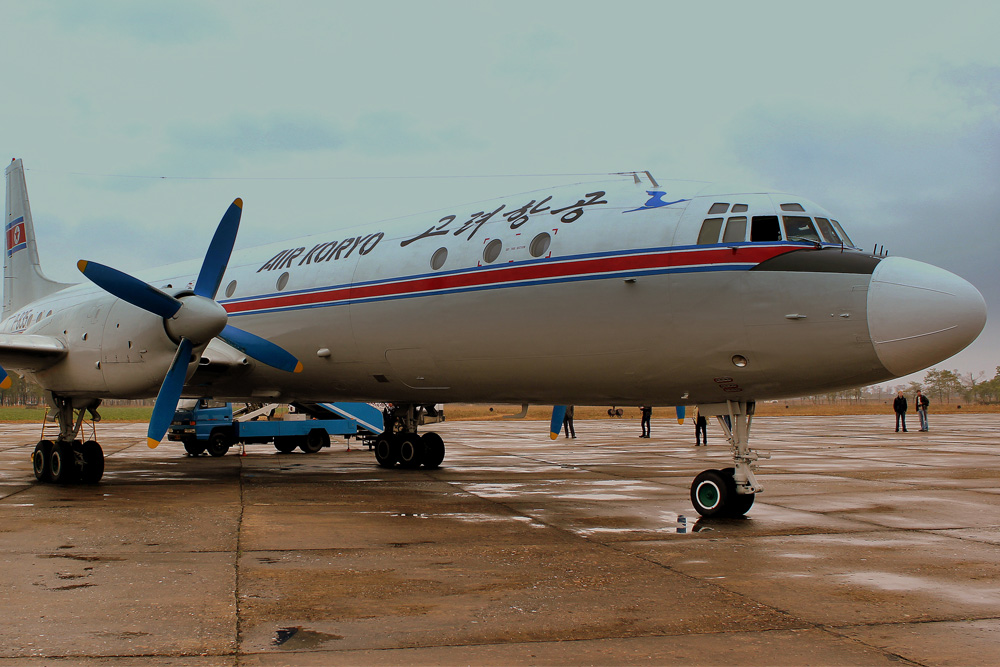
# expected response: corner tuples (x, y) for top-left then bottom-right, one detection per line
(6, 217), (26, 256)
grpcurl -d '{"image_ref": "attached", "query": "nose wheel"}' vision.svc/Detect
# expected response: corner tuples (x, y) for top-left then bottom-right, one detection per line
(690, 400), (763, 517)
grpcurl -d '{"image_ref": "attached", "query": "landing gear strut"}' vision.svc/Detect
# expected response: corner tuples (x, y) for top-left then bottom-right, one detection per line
(32, 393), (105, 485)
(374, 404), (445, 470)
(690, 400), (765, 517)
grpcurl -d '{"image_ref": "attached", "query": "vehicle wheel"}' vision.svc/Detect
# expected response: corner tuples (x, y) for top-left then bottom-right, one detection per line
(374, 435), (397, 468)
(79, 440), (104, 484)
(206, 431), (231, 457)
(274, 439), (298, 453)
(397, 432), (424, 469)
(690, 469), (729, 517)
(32, 440), (53, 482)
(300, 429), (329, 454)
(50, 440), (78, 484)
(183, 439), (207, 456)
(420, 432), (445, 469)
(720, 467), (755, 516)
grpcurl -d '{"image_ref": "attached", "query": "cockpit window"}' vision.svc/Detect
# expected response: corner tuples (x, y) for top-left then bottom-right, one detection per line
(751, 215), (781, 242)
(722, 216), (747, 242)
(731, 204), (748, 212)
(783, 216), (821, 242)
(831, 219), (855, 248)
(814, 217), (842, 244)
(697, 218), (723, 244)
(780, 203), (805, 211)
(708, 203), (729, 214)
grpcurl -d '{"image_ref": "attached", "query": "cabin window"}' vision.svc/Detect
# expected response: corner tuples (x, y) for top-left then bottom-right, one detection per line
(783, 216), (821, 242)
(814, 217), (842, 244)
(276, 272), (290, 291)
(430, 247), (448, 270)
(225, 280), (238, 298)
(722, 216), (747, 243)
(697, 218), (723, 245)
(831, 220), (855, 247)
(780, 203), (805, 211)
(732, 204), (748, 212)
(708, 203), (729, 214)
(529, 232), (551, 258)
(483, 239), (502, 263)
(751, 216), (781, 242)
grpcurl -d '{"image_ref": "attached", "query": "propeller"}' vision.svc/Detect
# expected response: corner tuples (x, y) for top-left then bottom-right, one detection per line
(78, 198), (303, 448)
(549, 405), (567, 440)
(676, 405), (685, 424)
(0, 364), (10, 390)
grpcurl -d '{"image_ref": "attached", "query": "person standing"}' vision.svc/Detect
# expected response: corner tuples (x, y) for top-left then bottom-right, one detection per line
(563, 405), (576, 438)
(639, 406), (652, 438)
(694, 407), (707, 445)
(916, 390), (930, 431)
(893, 391), (908, 432)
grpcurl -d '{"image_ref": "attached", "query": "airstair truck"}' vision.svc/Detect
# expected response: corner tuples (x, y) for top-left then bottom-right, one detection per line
(168, 401), (385, 457)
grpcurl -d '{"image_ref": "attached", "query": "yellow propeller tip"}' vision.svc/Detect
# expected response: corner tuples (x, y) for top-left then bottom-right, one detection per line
(0, 377), (10, 390)
(77, 259), (88, 272)
(233, 198), (243, 209)
(147, 437), (160, 449)
(678, 419), (685, 424)
(549, 433), (559, 440)
(293, 361), (304, 373)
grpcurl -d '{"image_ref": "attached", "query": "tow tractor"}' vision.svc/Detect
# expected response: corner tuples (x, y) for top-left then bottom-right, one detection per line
(168, 400), (385, 457)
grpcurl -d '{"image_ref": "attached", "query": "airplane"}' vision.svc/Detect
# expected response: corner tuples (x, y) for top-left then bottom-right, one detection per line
(0, 158), (987, 517)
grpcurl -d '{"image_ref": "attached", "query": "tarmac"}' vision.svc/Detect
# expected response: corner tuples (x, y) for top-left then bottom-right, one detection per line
(1, 414), (999, 666)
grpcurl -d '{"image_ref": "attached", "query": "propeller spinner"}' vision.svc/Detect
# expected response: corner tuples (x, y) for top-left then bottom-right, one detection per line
(78, 198), (303, 448)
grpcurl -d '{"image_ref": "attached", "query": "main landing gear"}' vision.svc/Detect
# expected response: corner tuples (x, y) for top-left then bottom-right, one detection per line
(374, 404), (445, 470)
(689, 400), (766, 517)
(32, 393), (105, 485)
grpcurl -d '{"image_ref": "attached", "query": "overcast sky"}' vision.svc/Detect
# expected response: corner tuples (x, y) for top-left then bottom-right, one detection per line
(4, 0), (998, 384)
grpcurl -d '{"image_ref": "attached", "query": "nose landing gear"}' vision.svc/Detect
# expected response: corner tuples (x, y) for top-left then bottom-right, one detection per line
(690, 400), (764, 517)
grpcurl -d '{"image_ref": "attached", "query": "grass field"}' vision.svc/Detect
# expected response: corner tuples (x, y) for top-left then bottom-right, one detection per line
(1, 402), (993, 425)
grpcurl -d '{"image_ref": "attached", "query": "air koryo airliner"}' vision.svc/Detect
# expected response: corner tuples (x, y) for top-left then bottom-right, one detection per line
(0, 159), (986, 516)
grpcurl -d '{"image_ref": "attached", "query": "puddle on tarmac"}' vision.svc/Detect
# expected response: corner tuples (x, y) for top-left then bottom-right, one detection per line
(272, 626), (343, 649)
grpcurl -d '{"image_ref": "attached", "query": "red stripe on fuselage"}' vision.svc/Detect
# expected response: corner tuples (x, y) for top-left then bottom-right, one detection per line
(224, 244), (795, 315)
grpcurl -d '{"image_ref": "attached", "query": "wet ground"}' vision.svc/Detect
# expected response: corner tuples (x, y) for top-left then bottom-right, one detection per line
(1, 414), (999, 665)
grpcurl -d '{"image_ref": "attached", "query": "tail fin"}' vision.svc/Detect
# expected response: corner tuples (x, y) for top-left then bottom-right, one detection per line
(4, 159), (73, 319)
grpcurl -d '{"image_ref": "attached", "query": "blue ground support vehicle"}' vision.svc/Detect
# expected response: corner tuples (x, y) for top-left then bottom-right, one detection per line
(168, 400), (385, 457)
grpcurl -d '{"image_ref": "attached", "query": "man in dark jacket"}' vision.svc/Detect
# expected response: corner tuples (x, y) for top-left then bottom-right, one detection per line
(893, 391), (908, 432)
(916, 390), (930, 431)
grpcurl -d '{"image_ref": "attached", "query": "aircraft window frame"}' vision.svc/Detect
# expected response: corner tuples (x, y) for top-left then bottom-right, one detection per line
(430, 247), (448, 270)
(831, 219), (855, 248)
(780, 203), (805, 212)
(750, 215), (781, 242)
(225, 280), (238, 298)
(813, 217), (842, 244)
(483, 238), (503, 264)
(697, 218), (723, 245)
(782, 216), (821, 243)
(276, 272), (290, 291)
(731, 204), (748, 213)
(708, 203), (729, 214)
(529, 232), (551, 258)
(722, 216), (747, 243)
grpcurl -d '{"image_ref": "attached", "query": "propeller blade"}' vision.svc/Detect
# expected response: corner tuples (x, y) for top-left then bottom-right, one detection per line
(550, 405), (567, 440)
(218, 324), (303, 373)
(78, 260), (181, 319)
(0, 364), (10, 390)
(194, 199), (242, 299)
(676, 405), (686, 424)
(147, 338), (195, 448)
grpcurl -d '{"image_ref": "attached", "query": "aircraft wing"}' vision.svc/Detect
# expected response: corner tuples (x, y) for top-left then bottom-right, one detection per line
(0, 333), (67, 371)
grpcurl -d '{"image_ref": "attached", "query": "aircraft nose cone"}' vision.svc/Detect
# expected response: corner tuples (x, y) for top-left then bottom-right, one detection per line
(867, 257), (986, 377)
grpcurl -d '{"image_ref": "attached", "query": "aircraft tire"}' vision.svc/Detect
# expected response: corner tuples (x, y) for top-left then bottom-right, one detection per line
(690, 469), (730, 517)
(374, 435), (397, 468)
(397, 433), (424, 469)
(274, 439), (298, 453)
(32, 440), (54, 482)
(206, 430), (232, 457)
(720, 467), (755, 516)
(49, 440), (78, 485)
(184, 440), (207, 456)
(300, 429), (329, 454)
(79, 440), (104, 484)
(420, 432), (445, 469)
